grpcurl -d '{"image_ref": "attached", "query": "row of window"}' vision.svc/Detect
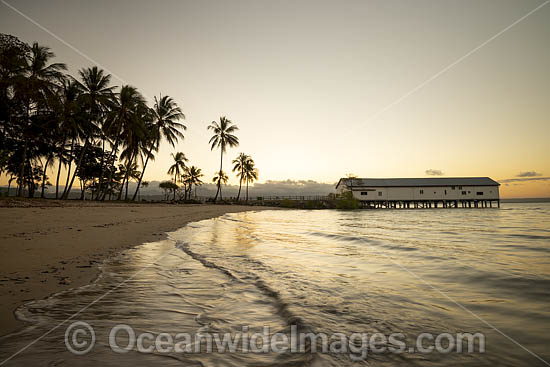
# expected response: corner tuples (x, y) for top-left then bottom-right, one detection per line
(360, 190), (487, 196)
(360, 191), (382, 196)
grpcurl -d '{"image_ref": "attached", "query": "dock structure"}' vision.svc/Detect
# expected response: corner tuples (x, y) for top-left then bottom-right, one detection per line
(335, 177), (500, 209)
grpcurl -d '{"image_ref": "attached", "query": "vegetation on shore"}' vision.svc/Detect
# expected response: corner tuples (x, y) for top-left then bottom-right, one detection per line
(0, 34), (260, 203)
(0, 34), (187, 201)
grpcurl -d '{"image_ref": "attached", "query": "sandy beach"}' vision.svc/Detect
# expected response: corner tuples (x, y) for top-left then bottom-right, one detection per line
(0, 198), (273, 336)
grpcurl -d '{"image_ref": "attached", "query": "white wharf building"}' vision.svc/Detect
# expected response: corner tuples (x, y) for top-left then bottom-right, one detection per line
(335, 177), (500, 208)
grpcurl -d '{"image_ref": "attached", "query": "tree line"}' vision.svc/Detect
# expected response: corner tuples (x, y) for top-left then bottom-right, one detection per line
(0, 34), (258, 202)
(161, 116), (259, 202)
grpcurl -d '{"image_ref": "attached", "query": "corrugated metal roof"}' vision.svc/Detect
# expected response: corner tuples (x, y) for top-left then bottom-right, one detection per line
(336, 177), (499, 188)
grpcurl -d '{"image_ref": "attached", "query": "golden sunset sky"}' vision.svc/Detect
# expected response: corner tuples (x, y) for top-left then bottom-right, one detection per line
(1, 0), (549, 198)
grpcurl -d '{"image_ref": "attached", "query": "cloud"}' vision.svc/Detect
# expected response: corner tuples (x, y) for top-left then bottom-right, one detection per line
(499, 177), (550, 184)
(516, 171), (542, 177)
(425, 169), (444, 176)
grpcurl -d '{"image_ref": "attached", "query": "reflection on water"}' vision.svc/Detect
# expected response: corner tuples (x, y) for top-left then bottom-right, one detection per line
(1, 203), (549, 366)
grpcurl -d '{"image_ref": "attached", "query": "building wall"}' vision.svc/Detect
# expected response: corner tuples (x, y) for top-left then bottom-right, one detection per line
(351, 185), (499, 201)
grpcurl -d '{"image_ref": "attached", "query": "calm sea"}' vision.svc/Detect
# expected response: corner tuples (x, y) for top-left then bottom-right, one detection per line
(1, 203), (549, 366)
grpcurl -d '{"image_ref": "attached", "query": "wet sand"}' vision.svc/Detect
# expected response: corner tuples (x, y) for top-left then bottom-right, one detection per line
(0, 198), (274, 336)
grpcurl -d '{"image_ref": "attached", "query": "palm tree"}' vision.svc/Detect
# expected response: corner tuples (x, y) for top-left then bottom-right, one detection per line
(232, 153), (250, 201)
(167, 152), (188, 184)
(74, 67), (114, 197)
(212, 170), (228, 199)
(116, 103), (149, 200)
(61, 66), (113, 199)
(17, 43), (66, 197)
(185, 165), (204, 199)
(99, 85), (146, 200)
(53, 78), (83, 199)
(118, 159), (140, 200)
(243, 158), (258, 202)
(207, 116), (238, 201)
(132, 94), (185, 201)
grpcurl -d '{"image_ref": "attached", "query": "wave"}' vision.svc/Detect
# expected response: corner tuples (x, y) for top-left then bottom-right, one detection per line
(307, 231), (418, 252)
(175, 241), (313, 333)
(506, 233), (550, 241)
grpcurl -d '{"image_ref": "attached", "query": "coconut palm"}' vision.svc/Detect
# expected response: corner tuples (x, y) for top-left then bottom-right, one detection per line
(185, 165), (204, 199)
(52, 78), (84, 198)
(212, 170), (228, 198)
(17, 43), (66, 196)
(116, 103), (149, 200)
(232, 153), (250, 201)
(207, 116), (238, 201)
(99, 85), (146, 200)
(73, 66), (114, 196)
(167, 152), (188, 185)
(243, 158), (258, 201)
(61, 66), (114, 199)
(132, 94), (185, 201)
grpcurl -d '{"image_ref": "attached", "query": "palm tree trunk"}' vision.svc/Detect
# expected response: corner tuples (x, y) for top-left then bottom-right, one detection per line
(7, 176), (12, 197)
(236, 177), (242, 201)
(100, 133), (122, 201)
(213, 184), (219, 202)
(55, 135), (67, 199)
(131, 141), (155, 201)
(17, 141), (28, 197)
(26, 156), (34, 198)
(40, 156), (52, 198)
(123, 152), (136, 201)
(246, 179), (249, 202)
(62, 137), (75, 198)
(55, 157), (62, 199)
(62, 138), (89, 200)
(96, 136), (106, 200)
(118, 154), (134, 201)
(217, 150), (223, 201)
(125, 176), (129, 201)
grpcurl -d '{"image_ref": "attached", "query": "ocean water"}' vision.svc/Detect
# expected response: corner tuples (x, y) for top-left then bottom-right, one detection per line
(1, 203), (549, 366)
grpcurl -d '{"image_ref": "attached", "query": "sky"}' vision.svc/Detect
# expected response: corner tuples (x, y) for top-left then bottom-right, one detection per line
(1, 0), (549, 198)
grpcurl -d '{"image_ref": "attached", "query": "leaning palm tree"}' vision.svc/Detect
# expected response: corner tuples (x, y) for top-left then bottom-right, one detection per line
(167, 152), (188, 184)
(72, 66), (114, 197)
(232, 153), (250, 201)
(132, 94), (185, 201)
(243, 158), (258, 202)
(212, 170), (228, 199)
(62, 66), (114, 199)
(99, 85), (146, 200)
(207, 116), (238, 201)
(53, 78), (83, 199)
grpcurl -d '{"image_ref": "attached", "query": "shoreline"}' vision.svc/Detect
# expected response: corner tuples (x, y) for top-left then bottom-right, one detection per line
(0, 199), (277, 336)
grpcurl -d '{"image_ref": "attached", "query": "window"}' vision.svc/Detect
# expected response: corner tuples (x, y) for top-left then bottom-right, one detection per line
(468, 191), (471, 194)
(420, 189), (424, 194)
(458, 186), (462, 190)
(461, 191), (467, 195)
(451, 186), (455, 190)
(444, 190), (447, 195)
(476, 192), (484, 196)
(360, 192), (368, 196)
(378, 192), (382, 197)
